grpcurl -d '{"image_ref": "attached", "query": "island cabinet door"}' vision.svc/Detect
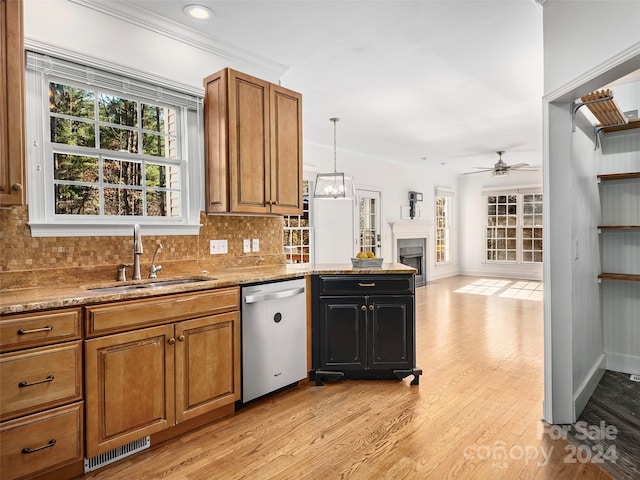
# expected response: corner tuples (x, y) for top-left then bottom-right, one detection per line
(368, 296), (415, 370)
(174, 312), (240, 423)
(84, 324), (175, 458)
(318, 296), (367, 370)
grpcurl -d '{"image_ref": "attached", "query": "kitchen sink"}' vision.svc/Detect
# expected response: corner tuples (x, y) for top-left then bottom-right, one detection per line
(87, 278), (212, 294)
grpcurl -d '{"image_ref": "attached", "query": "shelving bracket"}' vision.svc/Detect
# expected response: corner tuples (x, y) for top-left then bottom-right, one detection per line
(571, 96), (613, 133)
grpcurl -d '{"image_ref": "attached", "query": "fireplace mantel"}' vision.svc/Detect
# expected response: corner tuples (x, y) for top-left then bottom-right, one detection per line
(389, 221), (432, 239)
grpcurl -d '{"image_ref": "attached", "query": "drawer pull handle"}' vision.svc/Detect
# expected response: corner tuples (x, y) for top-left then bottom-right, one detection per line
(361, 305), (366, 311)
(19, 375), (54, 388)
(17, 325), (53, 335)
(358, 283), (376, 287)
(22, 439), (56, 454)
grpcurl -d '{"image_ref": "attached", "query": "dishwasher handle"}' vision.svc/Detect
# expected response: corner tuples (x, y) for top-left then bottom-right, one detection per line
(243, 286), (305, 304)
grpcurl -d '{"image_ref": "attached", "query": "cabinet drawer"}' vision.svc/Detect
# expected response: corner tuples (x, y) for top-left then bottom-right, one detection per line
(0, 341), (83, 421)
(85, 287), (240, 337)
(317, 275), (414, 295)
(0, 308), (82, 353)
(0, 402), (83, 480)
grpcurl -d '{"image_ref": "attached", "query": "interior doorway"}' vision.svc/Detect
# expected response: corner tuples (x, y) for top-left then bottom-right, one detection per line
(357, 189), (381, 256)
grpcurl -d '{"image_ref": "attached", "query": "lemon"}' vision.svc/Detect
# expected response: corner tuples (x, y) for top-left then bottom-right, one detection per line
(356, 252), (368, 259)
(366, 251), (376, 259)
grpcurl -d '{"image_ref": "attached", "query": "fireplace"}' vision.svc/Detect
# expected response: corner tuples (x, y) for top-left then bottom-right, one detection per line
(397, 238), (427, 287)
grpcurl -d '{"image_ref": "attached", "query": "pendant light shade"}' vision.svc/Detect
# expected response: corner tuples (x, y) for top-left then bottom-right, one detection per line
(314, 118), (355, 199)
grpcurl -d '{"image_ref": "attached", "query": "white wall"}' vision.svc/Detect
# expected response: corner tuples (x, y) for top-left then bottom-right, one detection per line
(23, 0), (283, 90)
(542, 0), (640, 424)
(303, 143), (459, 280)
(458, 169), (543, 280)
(569, 111), (605, 418)
(543, 1), (640, 97)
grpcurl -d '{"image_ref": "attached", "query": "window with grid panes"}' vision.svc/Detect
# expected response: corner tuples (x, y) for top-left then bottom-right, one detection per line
(435, 195), (451, 263)
(25, 49), (202, 236)
(485, 192), (543, 264)
(283, 180), (311, 263)
(522, 194), (543, 263)
(359, 195), (378, 256)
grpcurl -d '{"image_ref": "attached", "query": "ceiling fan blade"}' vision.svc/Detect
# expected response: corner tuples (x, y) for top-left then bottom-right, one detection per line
(506, 163), (530, 169)
(463, 169), (494, 175)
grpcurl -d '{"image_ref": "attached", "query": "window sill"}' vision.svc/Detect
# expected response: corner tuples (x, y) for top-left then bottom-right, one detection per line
(28, 222), (202, 237)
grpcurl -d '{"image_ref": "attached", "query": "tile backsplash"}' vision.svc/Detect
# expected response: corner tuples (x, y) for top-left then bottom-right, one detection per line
(0, 206), (286, 288)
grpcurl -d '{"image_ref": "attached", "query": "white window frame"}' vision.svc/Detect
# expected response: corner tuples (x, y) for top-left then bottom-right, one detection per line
(283, 180), (312, 264)
(435, 187), (454, 265)
(24, 43), (203, 237)
(482, 186), (543, 264)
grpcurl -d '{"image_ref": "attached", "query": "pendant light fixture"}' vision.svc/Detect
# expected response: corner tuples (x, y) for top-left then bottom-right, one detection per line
(313, 117), (355, 199)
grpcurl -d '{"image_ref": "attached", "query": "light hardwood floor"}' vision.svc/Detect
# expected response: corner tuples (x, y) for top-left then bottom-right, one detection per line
(81, 275), (612, 480)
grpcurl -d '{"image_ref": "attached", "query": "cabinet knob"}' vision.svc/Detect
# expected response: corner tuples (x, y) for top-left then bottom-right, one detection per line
(168, 338), (176, 345)
(369, 305), (374, 311)
(178, 335), (185, 342)
(12, 183), (23, 192)
(361, 305), (366, 311)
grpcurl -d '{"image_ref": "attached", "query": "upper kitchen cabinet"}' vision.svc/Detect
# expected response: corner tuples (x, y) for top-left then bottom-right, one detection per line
(0, 0), (26, 206)
(203, 68), (303, 215)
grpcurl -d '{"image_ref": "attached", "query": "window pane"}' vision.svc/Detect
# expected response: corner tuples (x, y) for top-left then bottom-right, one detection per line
(104, 159), (142, 186)
(145, 163), (170, 187)
(55, 184), (99, 215)
(146, 190), (168, 216)
(507, 228), (516, 238)
(54, 153), (99, 182)
(534, 252), (543, 262)
(142, 104), (175, 133)
(49, 83), (94, 118)
(534, 228), (543, 239)
(50, 118), (95, 146)
(99, 126), (139, 152)
(488, 204), (496, 215)
(98, 93), (138, 127)
(508, 216), (517, 226)
(142, 132), (172, 157)
(497, 251), (506, 261)
(523, 252), (532, 262)
(507, 251), (516, 261)
(104, 187), (142, 215)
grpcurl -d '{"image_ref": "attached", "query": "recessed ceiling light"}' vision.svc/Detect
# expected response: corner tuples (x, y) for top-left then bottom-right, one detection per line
(184, 4), (214, 20)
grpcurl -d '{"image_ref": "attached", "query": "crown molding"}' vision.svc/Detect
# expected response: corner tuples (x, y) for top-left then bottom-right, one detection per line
(68, 0), (289, 80)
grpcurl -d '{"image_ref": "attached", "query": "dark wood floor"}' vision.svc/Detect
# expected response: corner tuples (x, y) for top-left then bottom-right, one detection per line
(80, 275), (612, 479)
(567, 371), (640, 480)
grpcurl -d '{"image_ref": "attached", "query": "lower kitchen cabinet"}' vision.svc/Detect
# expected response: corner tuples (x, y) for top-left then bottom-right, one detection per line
(0, 307), (83, 480)
(312, 275), (421, 385)
(0, 402), (84, 480)
(84, 289), (240, 458)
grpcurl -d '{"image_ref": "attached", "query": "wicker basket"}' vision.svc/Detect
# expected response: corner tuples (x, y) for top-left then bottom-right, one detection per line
(351, 257), (383, 268)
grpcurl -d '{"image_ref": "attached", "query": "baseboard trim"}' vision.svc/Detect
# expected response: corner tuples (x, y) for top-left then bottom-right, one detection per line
(605, 352), (640, 376)
(573, 354), (606, 420)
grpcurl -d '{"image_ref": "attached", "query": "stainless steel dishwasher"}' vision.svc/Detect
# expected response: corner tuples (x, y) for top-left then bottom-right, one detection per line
(241, 277), (307, 403)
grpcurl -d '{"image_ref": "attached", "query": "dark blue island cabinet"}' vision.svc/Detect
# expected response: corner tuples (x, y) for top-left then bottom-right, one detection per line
(311, 274), (421, 385)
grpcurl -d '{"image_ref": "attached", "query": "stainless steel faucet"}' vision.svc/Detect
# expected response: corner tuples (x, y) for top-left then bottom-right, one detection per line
(149, 243), (163, 278)
(132, 224), (143, 280)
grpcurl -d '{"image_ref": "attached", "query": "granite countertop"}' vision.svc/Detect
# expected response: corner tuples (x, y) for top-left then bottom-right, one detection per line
(0, 263), (416, 315)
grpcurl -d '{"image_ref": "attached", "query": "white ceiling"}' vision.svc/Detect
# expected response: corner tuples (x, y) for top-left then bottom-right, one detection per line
(83, 0), (546, 174)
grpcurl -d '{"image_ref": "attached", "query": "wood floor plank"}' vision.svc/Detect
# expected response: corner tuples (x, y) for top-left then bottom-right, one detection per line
(80, 275), (614, 480)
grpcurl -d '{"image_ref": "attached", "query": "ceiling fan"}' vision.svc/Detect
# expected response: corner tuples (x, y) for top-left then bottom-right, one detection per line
(464, 151), (538, 176)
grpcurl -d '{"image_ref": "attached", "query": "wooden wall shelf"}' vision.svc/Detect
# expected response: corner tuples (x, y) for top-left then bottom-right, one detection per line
(601, 118), (640, 134)
(598, 273), (640, 282)
(598, 225), (640, 230)
(598, 172), (640, 181)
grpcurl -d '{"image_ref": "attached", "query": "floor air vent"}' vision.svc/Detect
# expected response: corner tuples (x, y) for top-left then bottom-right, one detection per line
(84, 436), (150, 473)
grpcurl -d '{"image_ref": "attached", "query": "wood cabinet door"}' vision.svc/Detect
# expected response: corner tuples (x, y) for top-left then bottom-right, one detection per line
(228, 69), (271, 214)
(175, 311), (240, 423)
(269, 84), (302, 215)
(203, 69), (229, 213)
(318, 296), (367, 370)
(368, 296), (414, 370)
(84, 324), (175, 457)
(0, 0), (26, 206)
